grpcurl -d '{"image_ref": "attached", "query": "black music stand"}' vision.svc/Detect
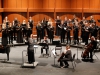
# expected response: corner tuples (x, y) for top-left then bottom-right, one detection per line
(39, 43), (49, 57)
(75, 41), (81, 63)
(39, 43), (48, 46)
(51, 48), (59, 68)
(52, 40), (60, 45)
(50, 41), (61, 67)
(52, 40), (62, 55)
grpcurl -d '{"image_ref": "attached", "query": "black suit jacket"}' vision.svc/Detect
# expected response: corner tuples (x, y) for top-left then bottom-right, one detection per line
(64, 50), (72, 60)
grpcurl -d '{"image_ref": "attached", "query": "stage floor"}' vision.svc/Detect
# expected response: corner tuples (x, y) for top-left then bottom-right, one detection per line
(0, 44), (100, 75)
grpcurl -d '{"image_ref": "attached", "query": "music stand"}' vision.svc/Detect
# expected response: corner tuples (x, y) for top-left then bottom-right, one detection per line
(39, 43), (49, 57)
(39, 43), (48, 46)
(75, 41), (81, 63)
(52, 40), (60, 45)
(51, 48), (59, 67)
(52, 49), (56, 65)
(52, 40), (62, 55)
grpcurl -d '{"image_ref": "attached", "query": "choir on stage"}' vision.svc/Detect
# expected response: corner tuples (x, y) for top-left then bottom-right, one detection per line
(0, 15), (100, 46)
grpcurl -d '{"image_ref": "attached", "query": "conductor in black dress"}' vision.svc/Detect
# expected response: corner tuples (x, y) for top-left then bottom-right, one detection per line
(28, 34), (35, 64)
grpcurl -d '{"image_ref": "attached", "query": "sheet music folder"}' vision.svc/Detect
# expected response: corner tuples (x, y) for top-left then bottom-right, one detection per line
(39, 43), (48, 46)
(51, 49), (56, 57)
(98, 19), (100, 23)
(52, 40), (60, 45)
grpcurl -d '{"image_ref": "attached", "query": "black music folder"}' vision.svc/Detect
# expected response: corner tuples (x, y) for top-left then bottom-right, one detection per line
(98, 19), (100, 23)
(52, 40), (60, 45)
(39, 43), (48, 46)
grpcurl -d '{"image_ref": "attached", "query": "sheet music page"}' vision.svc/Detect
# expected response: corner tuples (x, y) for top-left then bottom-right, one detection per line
(34, 45), (38, 48)
(52, 49), (56, 56)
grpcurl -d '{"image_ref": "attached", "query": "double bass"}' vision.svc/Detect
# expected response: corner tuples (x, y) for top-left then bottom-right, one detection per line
(81, 42), (93, 58)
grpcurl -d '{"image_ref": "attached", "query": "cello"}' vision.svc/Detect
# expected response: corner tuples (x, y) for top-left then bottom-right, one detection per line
(81, 43), (93, 58)
(58, 52), (65, 62)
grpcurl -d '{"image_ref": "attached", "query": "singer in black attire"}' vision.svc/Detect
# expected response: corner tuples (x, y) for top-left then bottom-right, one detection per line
(66, 23), (72, 44)
(60, 21), (66, 43)
(55, 16), (61, 36)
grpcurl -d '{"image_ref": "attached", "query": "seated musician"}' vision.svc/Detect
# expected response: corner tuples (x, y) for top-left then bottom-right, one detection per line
(41, 36), (49, 54)
(58, 45), (72, 68)
(28, 34), (35, 64)
(89, 36), (97, 62)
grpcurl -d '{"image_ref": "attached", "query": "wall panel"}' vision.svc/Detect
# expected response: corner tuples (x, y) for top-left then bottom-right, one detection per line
(8, 0), (16, 8)
(61, 0), (71, 8)
(56, 0), (61, 8)
(3, 0), (8, 8)
(76, 0), (82, 8)
(70, 0), (77, 8)
(22, 0), (28, 8)
(0, 0), (1, 8)
(29, 0), (34, 8)
(34, 0), (43, 8)
(43, 0), (49, 8)
(83, 0), (90, 8)
(3, 12), (27, 23)
(48, 0), (55, 8)
(90, 0), (99, 9)
(0, 13), (2, 23)
(16, 0), (22, 8)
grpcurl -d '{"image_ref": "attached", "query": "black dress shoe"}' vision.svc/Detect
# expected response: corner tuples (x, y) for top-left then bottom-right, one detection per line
(64, 66), (68, 68)
(90, 59), (94, 62)
(29, 61), (32, 64)
(64, 64), (69, 68)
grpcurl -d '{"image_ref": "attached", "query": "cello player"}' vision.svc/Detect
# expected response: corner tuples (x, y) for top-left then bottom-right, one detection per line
(89, 36), (97, 62)
(58, 45), (72, 68)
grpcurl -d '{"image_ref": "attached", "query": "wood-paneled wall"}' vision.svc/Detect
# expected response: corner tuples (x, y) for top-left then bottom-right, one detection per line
(0, 0), (2, 23)
(1, 0), (100, 35)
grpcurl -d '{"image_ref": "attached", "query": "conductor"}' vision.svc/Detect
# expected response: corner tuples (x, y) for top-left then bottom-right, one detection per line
(27, 34), (35, 64)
